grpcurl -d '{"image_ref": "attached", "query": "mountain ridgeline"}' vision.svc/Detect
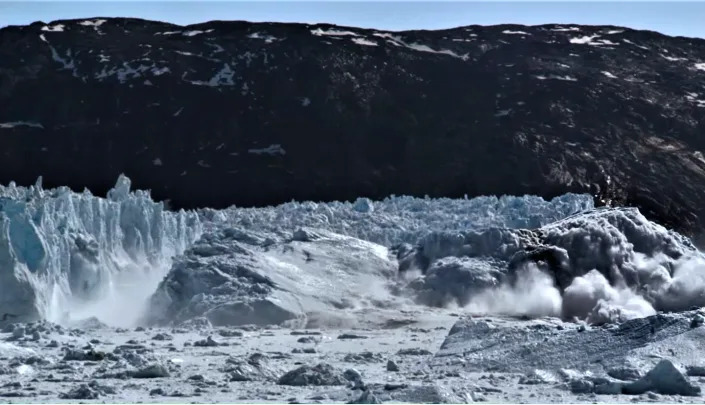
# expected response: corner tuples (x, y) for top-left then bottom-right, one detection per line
(1, 18), (704, 239)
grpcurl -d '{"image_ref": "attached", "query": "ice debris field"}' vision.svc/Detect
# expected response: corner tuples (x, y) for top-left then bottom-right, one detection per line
(3, 176), (705, 402)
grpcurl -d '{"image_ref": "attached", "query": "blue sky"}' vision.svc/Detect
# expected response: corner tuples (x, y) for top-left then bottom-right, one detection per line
(1, 1), (704, 39)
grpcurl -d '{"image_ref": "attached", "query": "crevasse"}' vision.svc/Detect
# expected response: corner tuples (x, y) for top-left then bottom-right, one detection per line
(0, 175), (201, 326)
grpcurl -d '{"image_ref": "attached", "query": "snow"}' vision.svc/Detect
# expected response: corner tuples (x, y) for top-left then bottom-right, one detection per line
(0, 175), (201, 326)
(182, 30), (204, 37)
(206, 42), (225, 54)
(301, 97), (311, 107)
(96, 62), (153, 84)
(569, 35), (598, 44)
(248, 144), (286, 156)
(310, 28), (359, 37)
(695, 63), (705, 71)
(152, 158), (163, 166)
(405, 43), (468, 60)
(78, 19), (106, 27)
(78, 19), (106, 34)
(494, 109), (512, 117)
(48, 46), (77, 76)
(661, 54), (687, 62)
(247, 32), (280, 43)
(370, 32), (466, 59)
(622, 38), (650, 50)
(602, 71), (618, 79)
(551, 27), (580, 32)
(184, 64), (235, 87)
(502, 30), (530, 35)
(685, 93), (705, 107)
(0, 121), (44, 129)
(41, 24), (64, 32)
(351, 37), (378, 46)
(534, 74), (578, 82)
(151, 66), (170, 76)
(569, 35), (617, 46)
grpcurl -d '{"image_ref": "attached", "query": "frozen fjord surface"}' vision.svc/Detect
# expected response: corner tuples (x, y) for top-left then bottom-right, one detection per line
(0, 175), (201, 326)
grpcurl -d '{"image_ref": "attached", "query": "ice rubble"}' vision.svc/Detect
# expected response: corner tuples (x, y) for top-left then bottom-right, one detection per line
(0, 176), (201, 326)
(405, 207), (704, 324)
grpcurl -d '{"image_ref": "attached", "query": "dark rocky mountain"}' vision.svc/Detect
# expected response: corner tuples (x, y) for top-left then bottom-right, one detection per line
(1, 18), (705, 238)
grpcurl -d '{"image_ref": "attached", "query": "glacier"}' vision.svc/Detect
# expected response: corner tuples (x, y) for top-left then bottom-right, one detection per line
(1, 175), (704, 330)
(0, 176), (201, 326)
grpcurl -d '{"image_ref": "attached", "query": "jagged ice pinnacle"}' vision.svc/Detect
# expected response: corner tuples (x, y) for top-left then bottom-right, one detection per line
(0, 175), (201, 326)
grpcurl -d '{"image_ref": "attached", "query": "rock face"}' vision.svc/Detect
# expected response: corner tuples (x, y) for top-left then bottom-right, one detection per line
(1, 19), (705, 237)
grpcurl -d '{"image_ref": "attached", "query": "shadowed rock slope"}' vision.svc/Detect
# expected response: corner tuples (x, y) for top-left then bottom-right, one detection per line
(1, 19), (704, 237)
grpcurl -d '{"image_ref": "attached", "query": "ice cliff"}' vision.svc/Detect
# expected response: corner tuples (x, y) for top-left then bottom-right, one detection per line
(0, 176), (201, 326)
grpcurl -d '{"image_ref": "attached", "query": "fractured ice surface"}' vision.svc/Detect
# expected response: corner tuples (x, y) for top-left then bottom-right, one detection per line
(206, 193), (594, 246)
(0, 175), (201, 326)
